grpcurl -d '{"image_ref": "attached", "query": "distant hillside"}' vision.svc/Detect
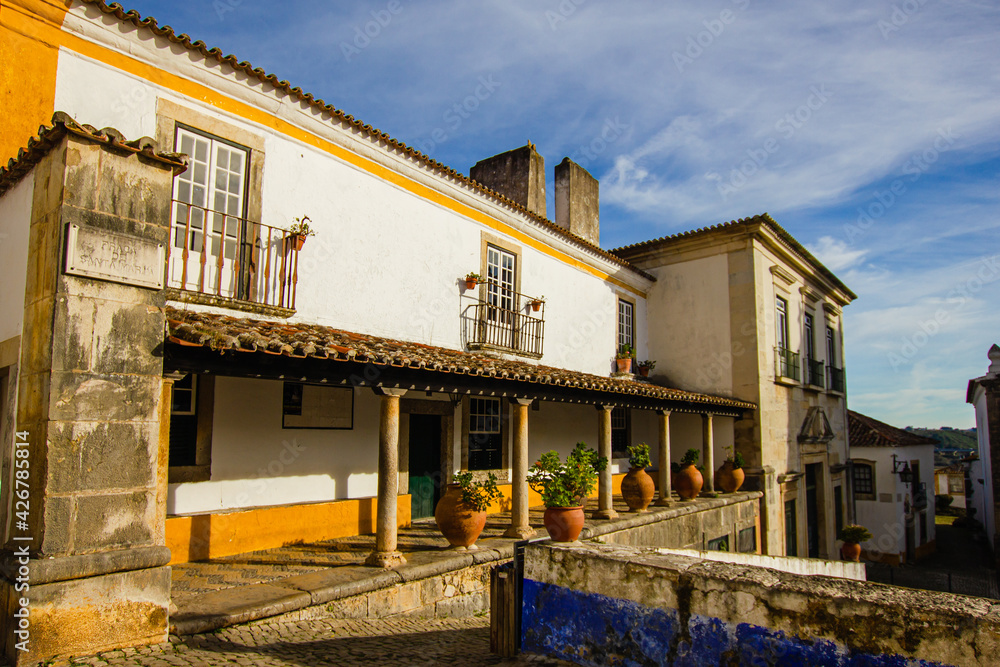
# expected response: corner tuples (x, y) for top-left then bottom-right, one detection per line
(905, 427), (977, 451)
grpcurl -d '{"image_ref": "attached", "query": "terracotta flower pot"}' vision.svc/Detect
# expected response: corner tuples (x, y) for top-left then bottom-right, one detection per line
(621, 467), (655, 512)
(841, 541), (862, 562)
(714, 461), (745, 494)
(543, 506), (585, 542)
(530, 300), (542, 312)
(434, 484), (487, 548)
(465, 278), (478, 290)
(294, 234), (307, 251)
(615, 358), (632, 374)
(674, 464), (703, 500)
(637, 366), (650, 377)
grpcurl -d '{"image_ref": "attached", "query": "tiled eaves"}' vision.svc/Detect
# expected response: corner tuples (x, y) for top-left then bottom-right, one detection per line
(612, 213), (856, 300)
(847, 410), (937, 449)
(165, 307), (755, 412)
(0, 111), (187, 197)
(77, 1), (653, 282)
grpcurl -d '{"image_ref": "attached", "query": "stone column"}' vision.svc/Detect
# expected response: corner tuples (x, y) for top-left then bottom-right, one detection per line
(654, 410), (672, 506)
(505, 398), (536, 538)
(594, 405), (618, 520)
(702, 413), (715, 494)
(366, 387), (407, 568)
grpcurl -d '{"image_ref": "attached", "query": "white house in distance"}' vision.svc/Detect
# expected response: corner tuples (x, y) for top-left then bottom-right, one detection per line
(966, 344), (999, 567)
(848, 410), (937, 565)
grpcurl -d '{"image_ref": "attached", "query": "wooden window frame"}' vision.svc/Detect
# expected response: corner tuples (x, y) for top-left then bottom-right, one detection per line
(852, 460), (877, 501)
(168, 374), (215, 483)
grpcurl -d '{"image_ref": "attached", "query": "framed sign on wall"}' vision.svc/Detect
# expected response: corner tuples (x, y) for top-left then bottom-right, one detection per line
(282, 382), (354, 429)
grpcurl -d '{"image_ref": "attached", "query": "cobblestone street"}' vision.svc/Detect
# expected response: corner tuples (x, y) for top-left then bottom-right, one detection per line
(44, 616), (571, 667)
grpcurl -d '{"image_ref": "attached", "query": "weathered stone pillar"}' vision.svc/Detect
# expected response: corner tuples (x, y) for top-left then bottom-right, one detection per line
(654, 410), (672, 506)
(594, 405), (618, 520)
(366, 387), (407, 568)
(0, 124), (182, 665)
(702, 413), (715, 494)
(505, 398), (536, 539)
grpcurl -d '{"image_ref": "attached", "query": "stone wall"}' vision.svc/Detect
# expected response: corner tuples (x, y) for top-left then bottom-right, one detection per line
(522, 542), (1000, 666)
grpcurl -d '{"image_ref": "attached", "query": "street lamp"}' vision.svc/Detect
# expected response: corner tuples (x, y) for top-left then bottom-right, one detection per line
(892, 454), (914, 485)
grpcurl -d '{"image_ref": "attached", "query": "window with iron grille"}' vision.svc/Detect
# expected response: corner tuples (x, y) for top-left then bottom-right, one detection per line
(618, 299), (634, 352)
(611, 407), (630, 458)
(171, 126), (250, 298)
(853, 462), (875, 500)
(469, 397), (503, 470)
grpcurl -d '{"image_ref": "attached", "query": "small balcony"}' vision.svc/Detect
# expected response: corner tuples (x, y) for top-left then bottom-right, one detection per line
(827, 365), (846, 393)
(166, 200), (300, 311)
(463, 281), (545, 358)
(775, 346), (800, 381)
(805, 358), (825, 388)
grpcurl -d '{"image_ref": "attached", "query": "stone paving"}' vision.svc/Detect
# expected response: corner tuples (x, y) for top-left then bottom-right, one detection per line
(41, 617), (572, 667)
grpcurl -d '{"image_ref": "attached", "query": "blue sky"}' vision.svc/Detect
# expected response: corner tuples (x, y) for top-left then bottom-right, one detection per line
(123, 0), (999, 428)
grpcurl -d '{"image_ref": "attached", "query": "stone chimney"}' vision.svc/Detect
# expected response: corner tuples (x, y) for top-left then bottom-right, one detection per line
(469, 144), (546, 218)
(554, 157), (599, 246)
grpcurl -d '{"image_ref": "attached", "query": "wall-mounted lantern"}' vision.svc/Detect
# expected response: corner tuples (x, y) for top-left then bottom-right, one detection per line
(892, 454), (914, 485)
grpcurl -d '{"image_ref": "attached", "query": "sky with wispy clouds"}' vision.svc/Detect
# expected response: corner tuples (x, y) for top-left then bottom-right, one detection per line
(126, 0), (999, 428)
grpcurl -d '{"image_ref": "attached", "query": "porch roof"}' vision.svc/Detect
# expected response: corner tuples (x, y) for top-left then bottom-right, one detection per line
(165, 307), (755, 415)
(847, 410), (937, 449)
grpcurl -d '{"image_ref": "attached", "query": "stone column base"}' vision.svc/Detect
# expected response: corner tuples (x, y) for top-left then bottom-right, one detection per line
(1, 563), (170, 665)
(592, 509), (619, 520)
(503, 526), (537, 539)
(653, 498), (673, 507)
(365, 551), (406, 568)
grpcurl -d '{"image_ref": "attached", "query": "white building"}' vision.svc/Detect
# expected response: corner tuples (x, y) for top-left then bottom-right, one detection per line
(966, 344), (999, 566)
(848, 410), (937, 565)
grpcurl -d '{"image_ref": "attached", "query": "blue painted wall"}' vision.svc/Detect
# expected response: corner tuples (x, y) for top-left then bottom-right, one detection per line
(521, 579), (949, 667)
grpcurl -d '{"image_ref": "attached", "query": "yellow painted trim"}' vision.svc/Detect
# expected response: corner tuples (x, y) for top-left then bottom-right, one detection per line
(22, 9), (645, 297)
(165, 495), (411, 564)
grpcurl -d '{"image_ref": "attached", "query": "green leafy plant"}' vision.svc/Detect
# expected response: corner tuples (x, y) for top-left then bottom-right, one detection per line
(680, 448), (700, 467)
(839, 524), (872, 543)
(287, 215), (315, 237)
(627, 442), (651, 469)
(527, 443), (608, 508)
(465, 271), (482, 281)
(616, 343), (635, 359)
(724, 447), (745, 470)
(638, 359), (656, 370)
(451, 470), (503, 512)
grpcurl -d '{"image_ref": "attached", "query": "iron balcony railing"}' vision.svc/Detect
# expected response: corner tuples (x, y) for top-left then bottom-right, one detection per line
(464, 281), (545, 358)
(775, 346), (800, 380)
(828, 365), (846, 393)
(166, 200), (300, 309)
(805, 358), (825, 388)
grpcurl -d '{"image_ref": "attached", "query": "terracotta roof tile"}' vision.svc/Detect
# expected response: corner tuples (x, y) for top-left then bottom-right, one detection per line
(612, 213), (856, 300)
(165, 307), (755, 412)
(0, 111), (186, 197)
(78, 1), (651, 280)
(848, 410), (938, 448)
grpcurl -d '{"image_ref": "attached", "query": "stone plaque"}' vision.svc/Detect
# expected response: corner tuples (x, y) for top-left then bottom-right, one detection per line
(65, 224), (164, 289)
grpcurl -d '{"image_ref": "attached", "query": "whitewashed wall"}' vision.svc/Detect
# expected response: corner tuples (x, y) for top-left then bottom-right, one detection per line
(51, 48), (650, 378)
(0, 175), (33, 343)
(971, 389), (995, 552)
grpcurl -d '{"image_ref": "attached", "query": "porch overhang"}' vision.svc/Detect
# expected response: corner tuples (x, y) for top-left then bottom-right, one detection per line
(163, 308), (755, 418)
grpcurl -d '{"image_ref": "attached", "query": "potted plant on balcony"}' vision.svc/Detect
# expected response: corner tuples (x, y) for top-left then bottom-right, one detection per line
(715, 447), (745, 494)
(527, 443), (607, 542)
(434, 470), (503, 549)
(839, 524), (872, 562)
(465, 272), (481, 290)
(286, 216), (315, 251)
(675, 448), (703, 500)
(528, 296), (545, 312)
(615, 344), (635, 374)
(636, 359), (656, 378)
(621, 442), (655, 512)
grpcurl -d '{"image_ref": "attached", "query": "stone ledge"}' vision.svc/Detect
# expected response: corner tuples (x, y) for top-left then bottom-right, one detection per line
(1, 545), (171, 585)
(582, 491), (762, 540)
(170, 583), (312, 635)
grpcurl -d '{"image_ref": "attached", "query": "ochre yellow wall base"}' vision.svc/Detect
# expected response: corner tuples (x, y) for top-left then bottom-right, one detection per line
(165, 495), (411, 564)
